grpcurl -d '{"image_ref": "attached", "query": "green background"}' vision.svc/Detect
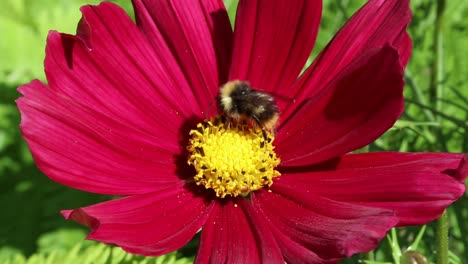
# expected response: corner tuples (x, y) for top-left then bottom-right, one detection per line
(0, 0), (467, 263)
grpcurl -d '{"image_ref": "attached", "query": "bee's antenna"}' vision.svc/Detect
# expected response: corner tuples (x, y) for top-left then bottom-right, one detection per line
(204, 96), (218, 119)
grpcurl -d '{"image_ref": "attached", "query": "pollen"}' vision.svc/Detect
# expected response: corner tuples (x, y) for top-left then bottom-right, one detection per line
(187, 116), (281, 198)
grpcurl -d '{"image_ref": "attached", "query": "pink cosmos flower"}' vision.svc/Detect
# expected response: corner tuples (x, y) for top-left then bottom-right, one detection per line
(17, 0), (467, 263)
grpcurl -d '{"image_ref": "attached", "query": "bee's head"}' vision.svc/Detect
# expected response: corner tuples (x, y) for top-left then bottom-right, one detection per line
(229, 82), (252, 100)
(219, 80), (251, 114)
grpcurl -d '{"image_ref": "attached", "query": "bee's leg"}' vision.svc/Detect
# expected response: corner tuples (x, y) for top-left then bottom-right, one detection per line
(213, 115), (223, 126)
(221, 114), (234, 130)
(251, 115), (268, 141)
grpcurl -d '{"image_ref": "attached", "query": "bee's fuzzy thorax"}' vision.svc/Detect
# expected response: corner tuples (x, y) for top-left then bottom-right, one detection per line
(218, 80), (279, 134)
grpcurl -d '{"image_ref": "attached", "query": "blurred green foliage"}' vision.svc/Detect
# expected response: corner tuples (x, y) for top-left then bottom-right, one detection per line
(0, 0), (466, 263)
(4, 243), (192, 264)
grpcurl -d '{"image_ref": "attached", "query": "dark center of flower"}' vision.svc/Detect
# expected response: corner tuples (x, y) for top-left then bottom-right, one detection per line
(187, 116), (281, 198)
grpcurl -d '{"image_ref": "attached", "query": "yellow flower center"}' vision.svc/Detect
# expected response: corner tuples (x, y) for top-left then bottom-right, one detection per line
(187, 116), (281, 198)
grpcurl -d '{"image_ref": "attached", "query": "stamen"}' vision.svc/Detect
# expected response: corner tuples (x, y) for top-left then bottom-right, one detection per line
(187, 116), (281, 198)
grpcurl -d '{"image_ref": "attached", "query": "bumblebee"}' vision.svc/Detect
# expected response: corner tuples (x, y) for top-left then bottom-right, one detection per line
(219, 80), (279, 137)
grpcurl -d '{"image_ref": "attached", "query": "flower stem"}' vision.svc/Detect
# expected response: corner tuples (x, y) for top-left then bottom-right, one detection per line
(361, 251), (374, 262)
(429, 0), (445, 110)
(435, 210), (449, 264)
(429, 0), (448, 152)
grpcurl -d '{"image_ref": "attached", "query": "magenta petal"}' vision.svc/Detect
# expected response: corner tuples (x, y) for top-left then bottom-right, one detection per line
(280, 152), (467, 226)
(229, 0), (322, 94)
(196, 199), (283, 264)
(45, 2), (200, 132)
(133, 0), (233, 112)
(290, 0), (411, 103)
(17, 80), (183, 195)
(252, 189), (398, 262)
(277, 45), (404, 166)
(62, 184), (212, 256)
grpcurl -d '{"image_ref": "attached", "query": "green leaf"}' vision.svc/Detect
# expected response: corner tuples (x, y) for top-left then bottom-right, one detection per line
(2, 241), (193, 264)
(0, 0), (102, 84)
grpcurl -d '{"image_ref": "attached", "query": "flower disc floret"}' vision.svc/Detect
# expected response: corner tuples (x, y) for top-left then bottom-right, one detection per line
(187, 117), (281, 198)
